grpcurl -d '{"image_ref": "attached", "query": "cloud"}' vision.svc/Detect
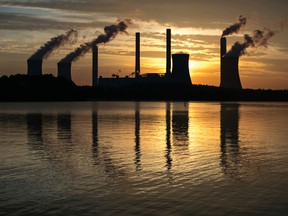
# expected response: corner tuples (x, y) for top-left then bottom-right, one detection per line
(0, 4), (116, 30)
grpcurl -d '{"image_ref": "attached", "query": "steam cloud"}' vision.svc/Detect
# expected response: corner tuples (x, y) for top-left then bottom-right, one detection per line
(222, 15), (246, 37)
(225, 28), (276, 57)
(29, 29), (78, 60)
(59, 19), (132, 63)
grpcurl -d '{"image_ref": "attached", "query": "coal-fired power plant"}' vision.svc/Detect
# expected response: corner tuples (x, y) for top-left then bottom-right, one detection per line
(27, 26), (195, 88)
(172, 54), (192, 85)
(27, 59), (42, 76)
(57, 62), (72, 81)
(220, 37), (242, 89)
(96, 28), (192, 87)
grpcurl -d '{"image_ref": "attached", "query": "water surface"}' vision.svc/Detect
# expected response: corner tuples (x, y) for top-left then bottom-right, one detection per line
(0, 102), (288, 215)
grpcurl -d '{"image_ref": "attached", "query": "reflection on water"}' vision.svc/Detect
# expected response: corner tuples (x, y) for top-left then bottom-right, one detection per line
(92, 109), (98, 162)
(165, 102), (172, 170)
(172, 103), (189, 148)
(134, 102), (141, 171)
(1, 102), (288, 216)
(220, 103), (241, 178)
(57, 113), (72, 141)
(27, 113), (43, 144)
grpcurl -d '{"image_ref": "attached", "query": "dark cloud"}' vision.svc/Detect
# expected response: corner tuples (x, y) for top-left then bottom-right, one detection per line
(0, 13), (111, 30)
(2, 0), (287, 29)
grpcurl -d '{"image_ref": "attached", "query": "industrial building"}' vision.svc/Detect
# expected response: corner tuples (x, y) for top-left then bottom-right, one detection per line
(50, 29), (192, 87)
(27, 28), (243, 90)
(96, 29), (192, 87)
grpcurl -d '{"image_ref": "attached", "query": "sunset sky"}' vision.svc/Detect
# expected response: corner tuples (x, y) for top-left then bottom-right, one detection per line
(0, 0), (287, 89)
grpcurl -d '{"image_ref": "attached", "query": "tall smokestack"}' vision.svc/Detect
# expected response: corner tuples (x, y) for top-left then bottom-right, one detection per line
(221, 37), (227, 57)
(57, 62), (72, 81)
(172, 53), (192, 85)
(27, 59), (42, 76)
(220, 56), (242, 89)
(135, 32), (140, 77)
(220, 37), (227, 86)
(166, 29), (171, 76)
(92, 45), (98, 86)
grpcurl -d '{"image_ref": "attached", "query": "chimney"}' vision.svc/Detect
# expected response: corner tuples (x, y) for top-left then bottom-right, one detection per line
(166, 29), (171, 76)
(220, 37), (226, 87)
(27, 59), (42, 76)
(57, 62), (72, 81)
(171, 53), (192, 85)
(92, 45), (98, 86)
(220, 56), (242, 89)
(220, 37), (227, 57)
(135, 32), (140, 77)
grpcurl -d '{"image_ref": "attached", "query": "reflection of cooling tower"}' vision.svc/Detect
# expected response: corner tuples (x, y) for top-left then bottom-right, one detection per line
(57, 62), (72, 81)
(27, 59), (42, 76)
(172, 54), (192, 85)
(220, 56), (242, 89)
(172, 103), (189, 147)
(92, 45), (98, 86)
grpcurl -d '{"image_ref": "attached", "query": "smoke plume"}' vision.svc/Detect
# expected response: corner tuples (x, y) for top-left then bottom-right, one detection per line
(29, 29), (78, 60)
(59, 19), (132, 63)
(222, 15), (247, 37)
(225, 28), (276, 57)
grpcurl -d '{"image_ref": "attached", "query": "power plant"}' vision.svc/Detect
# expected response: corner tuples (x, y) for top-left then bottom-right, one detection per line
(26, 26), (245, 89)
(24, 16), (279, 92)
(96, 29), (192, 87)
(26, 27), (241, 89)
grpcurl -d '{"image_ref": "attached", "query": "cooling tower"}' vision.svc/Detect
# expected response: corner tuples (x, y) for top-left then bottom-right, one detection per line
(57, 62), (72, 81)
(92, 45), (98, 86)
(27, 59), (42, 76)
(166, 29), (171, 76)
(220, 56), (242, 89)
(171, 54), (192, 85)
(135, 32), (140, 77)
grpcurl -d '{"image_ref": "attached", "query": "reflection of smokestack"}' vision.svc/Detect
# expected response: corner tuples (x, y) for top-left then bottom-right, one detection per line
(92, 45), (98, 86)
(27, 59), (42, 76)
(57, 62), (72, 81)
(135, 32), (140, 77)
(134, 102), (141, 171)
(166, 29), (171, 76)
(172, 54), (192, 85)
(220, 56), (242, 89)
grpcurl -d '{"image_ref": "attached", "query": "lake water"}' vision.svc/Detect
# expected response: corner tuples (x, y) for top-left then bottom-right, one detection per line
(0, 101), (288, 216)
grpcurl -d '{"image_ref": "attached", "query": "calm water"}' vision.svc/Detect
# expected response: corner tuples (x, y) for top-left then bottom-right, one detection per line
(0, 102), (288, 216)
